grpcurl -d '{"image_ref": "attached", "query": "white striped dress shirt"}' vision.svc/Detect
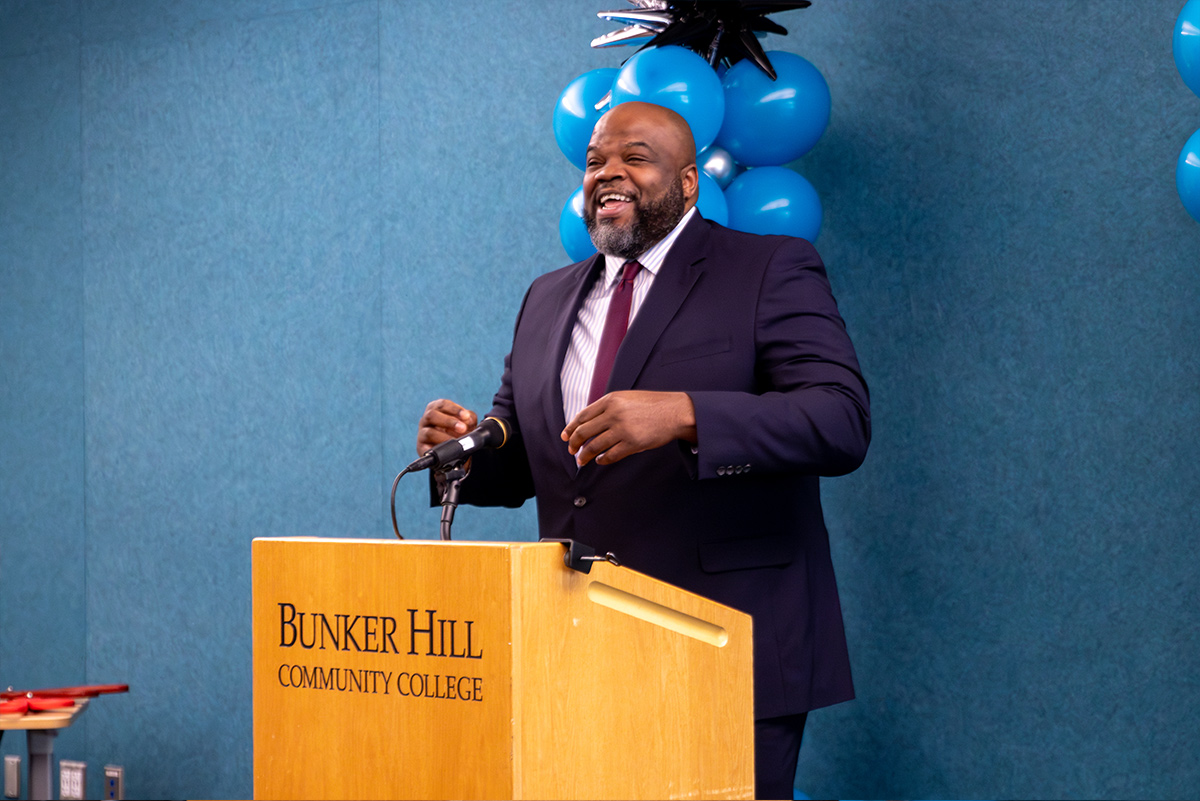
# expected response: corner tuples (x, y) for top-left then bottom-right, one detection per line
(560, 207), (698, 426)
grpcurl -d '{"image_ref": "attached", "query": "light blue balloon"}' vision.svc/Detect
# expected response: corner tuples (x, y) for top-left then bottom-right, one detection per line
(724, 167), (822, 242)
(716, 51), (831, 167)
(610, 45), (726, 150)
(554, 68), (619, 170)
(695, 172), (728, 226)
(1178, 128), (1200, 224)
(1175, 0), (1200, 97)
(699, 144), (739, 189)
(559, 186), (597, 262)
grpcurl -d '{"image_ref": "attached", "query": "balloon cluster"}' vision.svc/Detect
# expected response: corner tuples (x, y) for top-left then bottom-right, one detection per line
(1175, 0), (1200, 223)
(554, 44), (831, 261)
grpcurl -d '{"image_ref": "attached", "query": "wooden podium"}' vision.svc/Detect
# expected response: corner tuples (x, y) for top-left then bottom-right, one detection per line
(252, 537), (754, 800)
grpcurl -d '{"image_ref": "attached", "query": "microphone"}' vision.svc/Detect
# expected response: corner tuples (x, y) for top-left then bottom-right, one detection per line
(406, 416), (509, 472)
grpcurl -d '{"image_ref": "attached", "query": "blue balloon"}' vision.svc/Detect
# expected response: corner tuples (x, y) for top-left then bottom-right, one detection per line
(1178, 128), (1200, 224)
(1175, 0), (1200, 97)
(610, 45), (726, 150)
(553, 68), (619, 170)
(695, 172), (728, 226)
(724, 167), (822, 242)
(715, 51), (831, 167)
(559, 186), (597, 262)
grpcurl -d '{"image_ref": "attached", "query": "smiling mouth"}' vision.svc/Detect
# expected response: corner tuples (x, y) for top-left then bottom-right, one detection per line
(596, 191), (635, 219)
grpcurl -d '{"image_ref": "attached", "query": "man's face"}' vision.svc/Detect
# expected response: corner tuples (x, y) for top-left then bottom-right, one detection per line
(582, 104), (698, 259)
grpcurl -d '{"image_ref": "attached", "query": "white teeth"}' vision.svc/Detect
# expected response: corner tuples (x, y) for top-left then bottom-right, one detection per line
(600, 192), (632, 207)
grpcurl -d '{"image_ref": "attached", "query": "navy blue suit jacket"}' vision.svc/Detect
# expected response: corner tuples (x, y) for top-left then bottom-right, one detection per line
(460, 214), (870, 718)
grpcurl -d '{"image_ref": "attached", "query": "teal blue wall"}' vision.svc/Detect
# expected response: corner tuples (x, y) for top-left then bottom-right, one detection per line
(1, 2), (1197, 799)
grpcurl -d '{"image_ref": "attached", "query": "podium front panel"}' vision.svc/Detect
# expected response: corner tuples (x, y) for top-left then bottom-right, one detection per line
(253, 538), (516, 800)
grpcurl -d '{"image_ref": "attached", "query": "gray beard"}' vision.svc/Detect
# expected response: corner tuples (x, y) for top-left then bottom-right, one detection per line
(584, 179), (686, 260)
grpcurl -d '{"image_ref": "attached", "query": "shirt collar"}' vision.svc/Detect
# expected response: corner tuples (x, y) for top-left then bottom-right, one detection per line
(602, 206), (698, 286)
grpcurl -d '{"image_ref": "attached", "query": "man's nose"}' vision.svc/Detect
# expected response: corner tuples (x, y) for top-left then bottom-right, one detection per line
(592, 159), (626, 182)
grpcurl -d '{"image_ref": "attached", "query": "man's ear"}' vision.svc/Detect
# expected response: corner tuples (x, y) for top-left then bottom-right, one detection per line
(681, 164), (699, 206)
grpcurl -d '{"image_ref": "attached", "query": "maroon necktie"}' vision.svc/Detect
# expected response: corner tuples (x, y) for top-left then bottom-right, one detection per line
(587, 260), (642, 404)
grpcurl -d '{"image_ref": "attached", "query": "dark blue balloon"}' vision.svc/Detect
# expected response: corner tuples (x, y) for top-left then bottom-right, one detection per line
(1175, 0), (1200, 97)
(554, 68), (619, 170)
(695, 172), (728, 226)
(724, 167), (822, 242)
(559, 186), (597, 262)
(1178, 128), (1200, 224)
(716, 51), (831, 167)
(610, 45), (726, 150)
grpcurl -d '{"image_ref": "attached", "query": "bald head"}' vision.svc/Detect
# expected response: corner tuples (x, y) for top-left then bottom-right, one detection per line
(591, 101), (698, 171)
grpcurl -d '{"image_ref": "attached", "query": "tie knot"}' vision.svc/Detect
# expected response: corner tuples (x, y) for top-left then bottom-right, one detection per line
(619, 260), (641, 287)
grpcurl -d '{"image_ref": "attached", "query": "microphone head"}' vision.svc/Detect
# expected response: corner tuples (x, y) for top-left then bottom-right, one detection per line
(481, 416), (509, 449)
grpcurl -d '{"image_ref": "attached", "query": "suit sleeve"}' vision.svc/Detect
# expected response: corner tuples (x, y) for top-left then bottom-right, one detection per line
(687, 237), (871, 479)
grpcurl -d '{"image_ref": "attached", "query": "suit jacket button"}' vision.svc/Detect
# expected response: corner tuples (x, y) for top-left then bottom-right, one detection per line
(573, 496), (587, 508)
(717, 466), (727, 476)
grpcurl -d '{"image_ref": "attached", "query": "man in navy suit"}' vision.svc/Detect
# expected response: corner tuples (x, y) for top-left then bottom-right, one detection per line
(417, 101), (870, 799)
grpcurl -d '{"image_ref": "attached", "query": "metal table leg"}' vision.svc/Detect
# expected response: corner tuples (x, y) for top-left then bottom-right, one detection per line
(26, 729), (56, 801)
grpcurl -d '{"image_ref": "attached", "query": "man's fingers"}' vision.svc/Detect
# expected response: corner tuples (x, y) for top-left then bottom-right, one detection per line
(593, 441), (634, 465)
(579, 437), (636, 467)
(417, 423), (455, 447)
(574, 430), (622, 466)
(424, 409), (469, 433)
(561, 396), (605, 441)
(424, 399), (475, 430)
(566, 416), (611, 455)
(417, 399), (477, 455)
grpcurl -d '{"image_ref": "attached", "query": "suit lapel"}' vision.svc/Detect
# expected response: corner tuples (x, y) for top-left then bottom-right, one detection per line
(605, 214), (711, 394)
(540, 252), (605, 477)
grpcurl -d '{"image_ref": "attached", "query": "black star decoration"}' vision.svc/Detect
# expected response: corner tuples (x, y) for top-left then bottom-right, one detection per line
(593, 0), (811, 80)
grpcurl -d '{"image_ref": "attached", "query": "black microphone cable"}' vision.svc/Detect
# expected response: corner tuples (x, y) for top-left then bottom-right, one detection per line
(390, 466), (411, 540)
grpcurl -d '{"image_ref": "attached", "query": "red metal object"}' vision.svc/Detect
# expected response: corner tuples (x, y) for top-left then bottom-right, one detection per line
(0, 698), (28, 714)
(0, 683), (128, 700)
(28, 697), (75, 711)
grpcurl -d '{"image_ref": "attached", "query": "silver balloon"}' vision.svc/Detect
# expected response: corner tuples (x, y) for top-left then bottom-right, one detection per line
(699, 145), (738, 189)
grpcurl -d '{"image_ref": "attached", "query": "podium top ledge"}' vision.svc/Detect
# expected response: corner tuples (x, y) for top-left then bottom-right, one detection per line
(252, 536), (541, 548)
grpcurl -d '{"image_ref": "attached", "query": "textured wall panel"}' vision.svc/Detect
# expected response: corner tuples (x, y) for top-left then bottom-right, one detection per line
(0, 0), (79, 57)
(78, 2), (380, 797)
(0, 34), (89, 770)
(788, 3), (1200, 799)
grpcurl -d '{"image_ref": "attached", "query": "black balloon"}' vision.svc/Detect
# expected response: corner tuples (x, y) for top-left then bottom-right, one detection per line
(592, 1), (811, 80)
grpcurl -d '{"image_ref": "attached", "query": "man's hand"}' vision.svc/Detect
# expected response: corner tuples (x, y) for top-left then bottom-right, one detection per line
(562, 390), (697, 467)
(417, 399), (478, 457)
